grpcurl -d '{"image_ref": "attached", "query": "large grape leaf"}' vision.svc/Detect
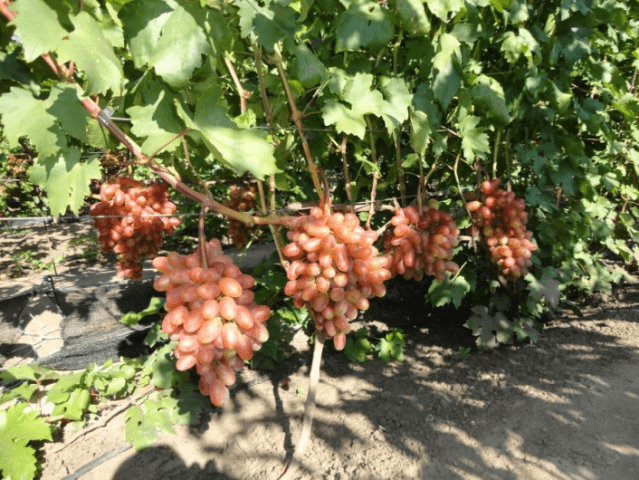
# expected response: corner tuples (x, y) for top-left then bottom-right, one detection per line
(379, 77), (412, 134)
(0, 403), (52, 480)
(9, 0), (68, 62)
(432, 58), (462, 109)
(471, 75), (511, 124)
(427, 273), (471, 308)
(0, 87), (66, 158)
(459, 115), (490, 161)
(56, 12), (123, 96)
(235, 0), (297, 52)
(425, 0), (465, 21)
(29, 148), (102, 218)
(321, 100), (367, 138)
(46, 84), (90, 143)
(465, 306), (511, 347)
(120, 0), (208, 87)
(525, 267), (561, 309)
(175, 87), (279, 179)
(335, 1), (394, 52)
(127, 89), (184, 155)
(293, 43), (326, 87)
(395, 0), (430, 36)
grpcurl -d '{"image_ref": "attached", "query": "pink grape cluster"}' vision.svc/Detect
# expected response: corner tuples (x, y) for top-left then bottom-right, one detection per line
(382, 205), (460, 282)
(282, 208), (391, 350)
(90, 177), (180, 279)
(152, 239), (270, 406)
(467, 179), (538, 279)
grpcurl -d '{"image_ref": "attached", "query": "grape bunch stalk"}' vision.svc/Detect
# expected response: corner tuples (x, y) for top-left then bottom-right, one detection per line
(152, 238), (271, 406)
(467, 179), (538, 280)
(382, 203), (460, 282)
(89, 177), (181, 279)
(282, 207), (391, 350)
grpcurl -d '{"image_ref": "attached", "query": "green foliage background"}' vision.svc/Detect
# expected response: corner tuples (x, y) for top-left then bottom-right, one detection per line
(1, 0), (638, 345)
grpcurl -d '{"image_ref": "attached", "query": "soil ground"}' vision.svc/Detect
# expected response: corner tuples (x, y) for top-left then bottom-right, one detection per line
(2, 222), (639, 479)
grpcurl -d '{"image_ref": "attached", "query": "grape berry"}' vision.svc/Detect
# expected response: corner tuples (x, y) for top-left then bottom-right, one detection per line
(152, 238), (271, 406)
(89, 177), (180, 279)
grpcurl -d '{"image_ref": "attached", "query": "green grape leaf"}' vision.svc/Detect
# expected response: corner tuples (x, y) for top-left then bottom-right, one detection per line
(162, 383), (210, 426)
(459, 115), (490, 161)
(379, 77), (412, 134)
(335, 0), (395, 52)
(0, 363), (58, 382)
(52, 388), (91, 420)
(119, 297), (165, 326)
(149, 344), (185, 389)
(0, 87), (66, 158)
(409, 108), (431, 155)
(525, 267), (561, 309)
(121, 0), (208, 86)
(125, 401), (175, 451)
(56, 12), (124, 96)
(0, 403), (52, 480)
(321, 100), (367, 138)
(427, 273), (471, 308)
(0, 51), (37, 88)
(426, 0), (465, 20)
(46, 84), (90, 143)
(471, 74), (511, 124)
(375, 328), (405, 363)
(293, 43), (326, 87)
(465, 306), (510, 348)
(127, 89), (185, 155)
(0, 382), (39, 404)
(395, 0), (430, 36)
(344, 327), (373, 363)
(10, 0), (68, 62)
(176, 87), (279, 179)
(29, 148), (102, 218)
(432, 58), (462, 109)
(236, 0), (296, 51)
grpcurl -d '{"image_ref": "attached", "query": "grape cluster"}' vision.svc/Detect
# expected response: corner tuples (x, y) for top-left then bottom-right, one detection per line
(382, 204), (460, 282)
(282, 208), (391, 350)
(152, 238), (271, 406)
(467, 179), (538, 279)
(89, 177), (180, 279)
(224, 183), (258, 249)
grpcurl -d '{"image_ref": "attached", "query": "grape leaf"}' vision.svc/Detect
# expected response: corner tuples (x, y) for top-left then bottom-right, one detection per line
(127, 89), (184, 155)
(0, 51), (36, 88)
(10, 0), (68, 62)
(52, 387), (91, 420)
(0, 363), (58, 382)
(56, 12), (124, 96)
(525, 267), (561, 309)
(335, 1), (394, 52)
(175, 87), (279, 179)
(29, 148), (102, 218)
(409, 108), (431, 155)
(125, 401), (175, 451)
(235, 0), (296, 52)
(427, 273), (471, 308)
(375, 328), (405, 363)
(432, 58), (462, 109)
(46, 84), (90, 143)
(321, 100), (367, 138)
(119, 0), (173, 68)
(395, 0), (431, 36)
(465, 306), (510, 347)
(344, 327), (373, 363)
(0, 86), (66, 158)
(471, 74), (511, 124)
(425, 0), (465, 20)
(0, 403), (52, 480)
(293, 43), (326, 87)
(459, 115), (490, 161)
(379, 77), (412, 134)
(119, 297), (165, 326)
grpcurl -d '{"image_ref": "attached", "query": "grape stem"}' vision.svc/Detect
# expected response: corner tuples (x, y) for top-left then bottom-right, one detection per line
(279, 332), (325, 480)
(273, 43), (324, 201)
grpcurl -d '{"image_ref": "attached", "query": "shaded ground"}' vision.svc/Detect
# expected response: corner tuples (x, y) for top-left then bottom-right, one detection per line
(1, 222), (638, 479)
(40, 281), (639, 480)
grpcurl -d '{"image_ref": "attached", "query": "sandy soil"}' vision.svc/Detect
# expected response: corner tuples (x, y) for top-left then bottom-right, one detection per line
(2, 222), (639, 479)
